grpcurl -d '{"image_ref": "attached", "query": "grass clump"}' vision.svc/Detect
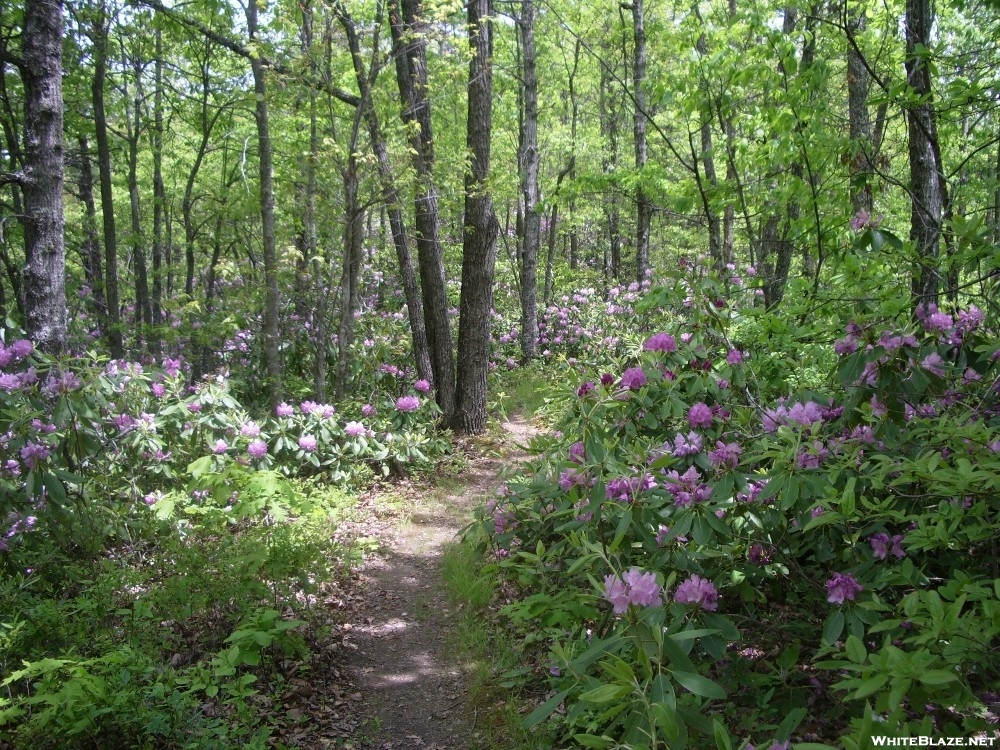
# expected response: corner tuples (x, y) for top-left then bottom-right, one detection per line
(441, 542), (534, 750)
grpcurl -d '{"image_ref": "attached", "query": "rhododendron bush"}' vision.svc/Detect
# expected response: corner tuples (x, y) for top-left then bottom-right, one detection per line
(0, 344), (447, 563)
(471, 263), (1000, 746)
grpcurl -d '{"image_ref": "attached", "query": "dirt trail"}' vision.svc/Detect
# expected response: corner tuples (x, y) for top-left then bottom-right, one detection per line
(340, 418), (536, 749)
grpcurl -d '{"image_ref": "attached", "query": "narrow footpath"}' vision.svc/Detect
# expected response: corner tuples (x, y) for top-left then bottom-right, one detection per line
(337, 419), (535, 749)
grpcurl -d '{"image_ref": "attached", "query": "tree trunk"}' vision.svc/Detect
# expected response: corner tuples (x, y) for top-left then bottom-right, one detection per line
(336, 0), (432, 385)
(694, 23), (723, 269)
(599, 50), (622, 280)
(335, 145), (364, 401)
(517, 0), (540, 362)
(846, 10), (873, 215)
(631, 0), (652, 281)
(76, 135), (107, 326)
(905, 0), (944, 305)
(246, 0), (282, 408)
(126, 87), (152, 347)
(299, 2), (326, 400)
(453, 0), (499, 435)
(389, 0), (455, 418)
(20, 0), (66, 354)
(91, 4), (123, 358)
(151, 27), (165, 355)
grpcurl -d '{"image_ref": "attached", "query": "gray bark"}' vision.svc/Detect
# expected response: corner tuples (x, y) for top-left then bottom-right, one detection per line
(21, 0), (67, 354)
(453, 0), (499, 435)
(518, 0), (540, 362)
(389, 0), (455, 418)
(246, 0), (282, 407)
(905, 0), (944, 304)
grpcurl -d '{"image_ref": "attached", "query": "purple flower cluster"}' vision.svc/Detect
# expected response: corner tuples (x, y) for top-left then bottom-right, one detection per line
(604, 568), (662, 614)
(605, 473), (657, 503)
(762, 400), (825, 432)
(673, 574), (719, 611)
(687, 402), (713, 430)
(669, 431), (703, 457)
(826, 573), (863, 604)
(619, 367), (647, 390)
(395, 395), (421, 412)
(664, 466), (713, 507)
(708, 441), (743, 470)
(643, 332), (677, 353)
(869, 532), (905, 560)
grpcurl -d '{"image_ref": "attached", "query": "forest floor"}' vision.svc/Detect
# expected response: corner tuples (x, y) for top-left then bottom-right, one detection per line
(284, 417), (536, 749)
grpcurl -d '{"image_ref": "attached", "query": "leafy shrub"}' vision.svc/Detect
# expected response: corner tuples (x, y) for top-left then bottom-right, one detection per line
(471, 256), (1000, 747)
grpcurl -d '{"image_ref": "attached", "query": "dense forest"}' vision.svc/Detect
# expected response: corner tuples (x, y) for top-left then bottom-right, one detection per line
(1, 0), (999, 746)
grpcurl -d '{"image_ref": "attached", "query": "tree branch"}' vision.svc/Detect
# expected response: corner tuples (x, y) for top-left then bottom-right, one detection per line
(136, 0), (361, 108)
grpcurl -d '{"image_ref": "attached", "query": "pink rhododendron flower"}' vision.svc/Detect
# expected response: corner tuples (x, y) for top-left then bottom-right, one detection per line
(674, 574), (718, 611)
(687, 402), (713, 429)
(603, 568), (661, 614)
(869, 533), (905, 560)
(620, 367), (647, 390)
(247, 440), (268, 459)
(643, 332), (677, 353)
(298, 435), (317, 452)
(276, 402), (294, 417)
(826, 573), (863, 604)
(396, 395), (420, 412)
(414, 379), (431, 394)
(344, 421), (365, 437)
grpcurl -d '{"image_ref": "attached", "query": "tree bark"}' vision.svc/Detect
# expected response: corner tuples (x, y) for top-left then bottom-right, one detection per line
(125, 78), (152, 346)
(517, 0), (540, 362)
(336, 0), (433, 385)
(389, 0), (455, 418)
(246, 0), (282, 408)
(846, 10), (873, 215)
(904, 0), (944, 305)
(76, 135), (107, 326)
(631, 0), (652, 281)
(599, 48), (622, 280)
(21, 0), (66, 354)
(91, 2), (123, 358)
(151, 26), (165, 354)
(453, 0), (499, 435)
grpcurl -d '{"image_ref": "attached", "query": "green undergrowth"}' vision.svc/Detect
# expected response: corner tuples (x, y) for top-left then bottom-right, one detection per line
(0, 482), (361, 749)
(441, 542), (535, 750)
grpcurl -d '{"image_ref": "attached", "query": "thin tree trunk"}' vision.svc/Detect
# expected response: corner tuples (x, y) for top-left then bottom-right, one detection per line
(246, 0), (282, 408)
(517, 0), (540, 362)
(905, 0), (944, 305)
(92, 4), (123, 357)
(336, 0), (433, 385)
(389, 0), (455, 418)
(151, 27), (165, 355)
(126, 87), (152, 346)
(77, 135), (107, 325)
(599, 50), (622, 280)
(20, 0), (66, 354)
(453, 0), (499, 435)
(631, 0), (652, 281)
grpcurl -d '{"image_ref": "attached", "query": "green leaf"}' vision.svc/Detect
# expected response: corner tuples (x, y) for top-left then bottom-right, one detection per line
(845, 635), (867, 664)
(572, 735), (616, 749)
(579, 684), (629, 704)
(822, 610), (845, 644)
(653, 702), (682, 741)
(918, 670), (958, 686)
(851, 674), (887, 700)
(713, 718), (733, 750)
(671, 671), (726, 699)
(522, 689), (570, 729)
